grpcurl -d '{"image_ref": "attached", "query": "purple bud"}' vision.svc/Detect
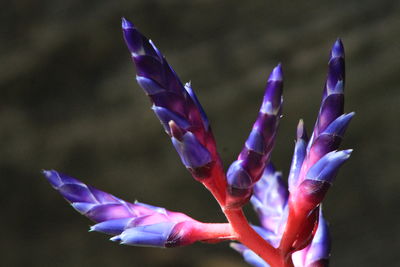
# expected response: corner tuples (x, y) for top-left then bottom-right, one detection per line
(324, 39), (345, 99)
(226, 65), (283, 206)
(227, 161), (253, 190)
(263, 64), (283, 114)
(122, 18), (161, 62)
(112, 222), (177, 247)
(43, 170), (197, 244)
(122, 18), (222, 182)
(171, 132), (212, 169)
(330, 38), (344, 59)
(43, 170), (96, 202)
(121, 17), (134, 30)
(306, 150), (352, 184)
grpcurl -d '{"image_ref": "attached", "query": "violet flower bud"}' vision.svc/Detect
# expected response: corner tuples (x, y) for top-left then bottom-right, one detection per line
(171, 128), (212, 173)
(110, 221), (197, 248)
(314, 39), (345, 138)
(290, 40), (353, 213)
(122, 17), (222, 181)
(43, 170), (198, 247)
(226, 64), (283, 205)
(307, 39), (348, 156)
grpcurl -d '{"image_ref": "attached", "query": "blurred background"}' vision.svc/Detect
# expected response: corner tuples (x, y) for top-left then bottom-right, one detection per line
(1, 0), (399, 266)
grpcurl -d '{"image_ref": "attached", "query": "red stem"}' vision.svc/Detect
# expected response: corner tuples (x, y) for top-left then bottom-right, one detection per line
(279, 202), (307, 256)
(191, 222), (236, 243)
(199, 166), (296, 266)
(223, 208), (289, 267)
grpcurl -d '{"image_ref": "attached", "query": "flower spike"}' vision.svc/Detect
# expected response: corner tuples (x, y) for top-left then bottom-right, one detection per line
(226, 64), (283, 207)
(122, 17), (226, 203)
(279, 39), (353, 257)
(43, 170), (232, 248)
(293, 40), (353, 207)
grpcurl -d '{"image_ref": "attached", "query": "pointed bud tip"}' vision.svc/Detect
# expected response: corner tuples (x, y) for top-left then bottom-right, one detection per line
(343, 149), (353, 156)
(121, 17), (134, 29)
(343, 111), (356, 123)
(42, 169), (61, 188)
(110, 235), (121, 242)
(42, 169), (52, 177)
(269, 63), (283, 81)
(331, 38), (344, 58)
(296, 119), (308, 140)
(169, 120), (184, 140)
(230, 242), (245, 252)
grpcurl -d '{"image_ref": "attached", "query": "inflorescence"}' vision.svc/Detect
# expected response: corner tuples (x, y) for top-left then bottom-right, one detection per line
(43, 18), (354, 267)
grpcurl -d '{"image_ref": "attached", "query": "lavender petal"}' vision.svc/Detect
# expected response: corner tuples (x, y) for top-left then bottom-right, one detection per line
(171, 132), (212, 169)
(306, 150), (352, 184)
(115, 222), (177, 248)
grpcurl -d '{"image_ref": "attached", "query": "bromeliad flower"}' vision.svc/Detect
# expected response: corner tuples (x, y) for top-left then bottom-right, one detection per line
(43, 170), (234, 247)
(43, 18), (354, 267)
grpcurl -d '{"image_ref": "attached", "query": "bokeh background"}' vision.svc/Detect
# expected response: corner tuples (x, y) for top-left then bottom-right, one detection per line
(1, 0), (399, 266)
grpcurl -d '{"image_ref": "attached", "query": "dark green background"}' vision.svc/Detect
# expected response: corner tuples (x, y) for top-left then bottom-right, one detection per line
(1, 0), (399, 266)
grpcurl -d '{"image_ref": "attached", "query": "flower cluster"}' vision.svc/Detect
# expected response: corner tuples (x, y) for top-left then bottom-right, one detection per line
(44, 18), (353, 267)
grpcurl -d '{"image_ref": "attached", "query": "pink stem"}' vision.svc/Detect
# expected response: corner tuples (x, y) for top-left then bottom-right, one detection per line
(199, 168), (295, 266)
(279, 201), (307, 256)
(191, 222), (236, 243)
(223, 208), (289, 267)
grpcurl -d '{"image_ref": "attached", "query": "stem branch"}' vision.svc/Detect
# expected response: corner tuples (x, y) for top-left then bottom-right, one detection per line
(223, 208), (286, 267)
